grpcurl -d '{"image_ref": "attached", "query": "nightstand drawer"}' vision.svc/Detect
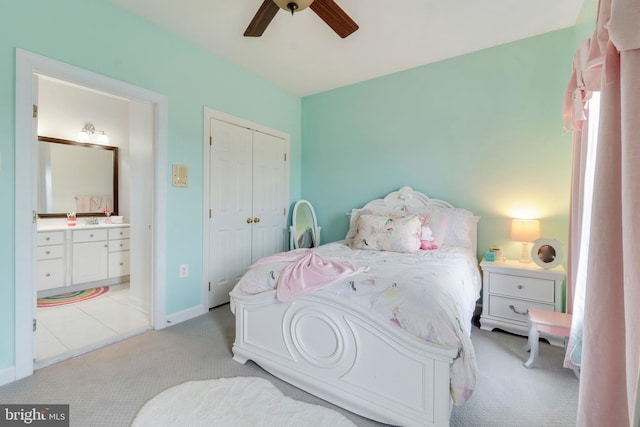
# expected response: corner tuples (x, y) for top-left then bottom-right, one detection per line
(489, 295), (555, 323)
(489, 273), (555, 303)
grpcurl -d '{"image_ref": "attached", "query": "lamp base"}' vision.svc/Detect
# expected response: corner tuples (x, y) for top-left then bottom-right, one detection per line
(519, 242), (531, 263)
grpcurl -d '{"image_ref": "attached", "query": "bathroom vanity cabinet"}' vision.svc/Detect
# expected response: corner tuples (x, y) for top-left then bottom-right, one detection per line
(37, 223), (130, 297)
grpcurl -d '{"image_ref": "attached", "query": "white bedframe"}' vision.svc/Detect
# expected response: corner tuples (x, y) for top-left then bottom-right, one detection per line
(230, 187), (479, 427)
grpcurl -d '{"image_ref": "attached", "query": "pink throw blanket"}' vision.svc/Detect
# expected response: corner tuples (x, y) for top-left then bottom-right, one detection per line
(251, 249), (367, 301)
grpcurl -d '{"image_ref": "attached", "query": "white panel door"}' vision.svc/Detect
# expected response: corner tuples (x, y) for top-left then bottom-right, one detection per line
(251, 131), (287, 262)
(208, 119), (287, 308)
(209, 119), (254, 307)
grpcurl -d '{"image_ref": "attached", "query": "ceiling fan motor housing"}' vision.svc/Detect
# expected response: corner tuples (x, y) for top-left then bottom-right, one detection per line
(245, 0), (358, 39)
(273, 0), (314, 13)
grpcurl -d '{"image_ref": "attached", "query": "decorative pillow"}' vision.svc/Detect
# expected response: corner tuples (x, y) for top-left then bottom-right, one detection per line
(349, 214), (423, 253)
(409, 206), (475, 248)
(344, 208), (374, 245)
(420, 224), (440, 250)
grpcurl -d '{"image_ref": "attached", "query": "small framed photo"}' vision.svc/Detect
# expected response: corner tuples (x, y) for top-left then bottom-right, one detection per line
(531, 238), (563, 269)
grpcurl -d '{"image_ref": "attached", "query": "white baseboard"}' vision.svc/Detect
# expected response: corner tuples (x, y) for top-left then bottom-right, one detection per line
(0, 366), (16, 387)
(164, 304), (206, 327)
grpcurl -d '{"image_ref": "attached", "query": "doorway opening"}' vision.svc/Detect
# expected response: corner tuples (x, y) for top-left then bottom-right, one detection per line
(15, 49), (168, 380)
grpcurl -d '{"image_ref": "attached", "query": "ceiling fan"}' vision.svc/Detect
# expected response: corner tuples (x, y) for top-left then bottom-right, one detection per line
(244, 0), (359, 39)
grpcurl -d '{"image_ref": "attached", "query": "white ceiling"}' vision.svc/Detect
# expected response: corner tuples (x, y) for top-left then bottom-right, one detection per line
(108, 0), (584, 96)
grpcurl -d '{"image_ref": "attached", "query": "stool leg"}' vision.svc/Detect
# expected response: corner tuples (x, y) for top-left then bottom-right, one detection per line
(524, 321), (540, 368)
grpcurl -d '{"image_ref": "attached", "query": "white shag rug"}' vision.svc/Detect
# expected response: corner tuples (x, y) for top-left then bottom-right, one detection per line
(131, 377), (356, 427)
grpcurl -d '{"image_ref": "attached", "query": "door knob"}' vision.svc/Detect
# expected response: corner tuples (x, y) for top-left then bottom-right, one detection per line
(253, 217), (260, 223)
(246, 218), (253, 223)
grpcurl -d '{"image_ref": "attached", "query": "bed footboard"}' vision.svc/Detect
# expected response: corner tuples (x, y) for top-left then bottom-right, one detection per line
(231, 290), (457, 427)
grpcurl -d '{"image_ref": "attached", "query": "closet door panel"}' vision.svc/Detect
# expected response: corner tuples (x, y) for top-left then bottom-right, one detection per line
(252, 131), (287, 262)
(209, 119), (254, 306)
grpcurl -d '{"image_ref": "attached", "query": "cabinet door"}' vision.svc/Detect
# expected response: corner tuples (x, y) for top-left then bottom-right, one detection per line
(108, 251), (130, 278)
(72, 241), (109, 284)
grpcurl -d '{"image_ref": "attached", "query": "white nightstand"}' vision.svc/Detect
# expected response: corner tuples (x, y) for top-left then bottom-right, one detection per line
(479, 258), (566, 346)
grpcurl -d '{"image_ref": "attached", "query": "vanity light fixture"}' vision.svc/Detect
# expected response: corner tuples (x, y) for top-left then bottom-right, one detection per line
(77, 122), (109, 145)
(511, 219), (540, 263)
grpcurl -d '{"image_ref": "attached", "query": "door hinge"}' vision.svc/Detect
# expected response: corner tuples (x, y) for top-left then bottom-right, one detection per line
(208, 282), (211, 292)
(209, 209), (212, 218)
(32, 104), (38, 118)
(33, 319), (37, 332)
(284, 153), (287, 162)
(32, 210), (37, 224)
(209, 136), (212, 146)
(283, 208), (286, 216)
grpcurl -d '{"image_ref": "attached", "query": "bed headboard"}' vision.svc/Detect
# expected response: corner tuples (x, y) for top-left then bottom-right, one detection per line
(353, 186), (480, 252)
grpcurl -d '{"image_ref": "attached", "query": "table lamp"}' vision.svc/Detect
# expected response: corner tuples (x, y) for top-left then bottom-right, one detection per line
(511, 219), (540, 263)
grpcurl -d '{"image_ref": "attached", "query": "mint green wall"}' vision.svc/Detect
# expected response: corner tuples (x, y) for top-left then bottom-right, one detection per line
(0, 0), (301, 370)
(302, 28), (576, 263)
(574, 0), (598, 43)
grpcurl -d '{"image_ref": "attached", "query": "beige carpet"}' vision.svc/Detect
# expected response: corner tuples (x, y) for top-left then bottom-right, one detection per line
(0, 305), (578, 426)
(131, 376), (355, 427)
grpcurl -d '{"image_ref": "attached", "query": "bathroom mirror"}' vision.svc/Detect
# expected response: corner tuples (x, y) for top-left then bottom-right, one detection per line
(531, 238), (563, 269)
(38, 136), (118, 217)
(290, 200), (320, 249)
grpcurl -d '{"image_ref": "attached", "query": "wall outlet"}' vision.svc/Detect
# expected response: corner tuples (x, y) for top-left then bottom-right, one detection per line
(179, 264), (189, 278)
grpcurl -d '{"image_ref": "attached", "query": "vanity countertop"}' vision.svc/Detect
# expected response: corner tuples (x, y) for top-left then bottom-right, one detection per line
(38, 222), (130, 231)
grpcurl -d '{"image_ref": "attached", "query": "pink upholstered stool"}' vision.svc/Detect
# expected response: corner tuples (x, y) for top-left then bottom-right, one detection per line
(524, 308), (572, 368)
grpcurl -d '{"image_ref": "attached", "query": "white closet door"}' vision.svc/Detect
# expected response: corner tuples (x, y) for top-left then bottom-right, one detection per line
(251, 131), (287, 262)
(209, 119), (253, 307)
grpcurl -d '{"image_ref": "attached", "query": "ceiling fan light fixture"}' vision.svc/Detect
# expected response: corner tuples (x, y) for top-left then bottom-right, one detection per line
(273, 0), (313, 14)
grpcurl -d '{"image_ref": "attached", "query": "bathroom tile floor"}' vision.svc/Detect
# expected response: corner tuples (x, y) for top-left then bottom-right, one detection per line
(35, 283), (151, 369)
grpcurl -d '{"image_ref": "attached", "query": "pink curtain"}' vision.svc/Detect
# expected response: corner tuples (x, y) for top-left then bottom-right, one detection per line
(564, 0), (640, 425)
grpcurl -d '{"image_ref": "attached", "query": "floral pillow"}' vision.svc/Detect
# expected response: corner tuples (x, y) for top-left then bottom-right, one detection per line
(349, 214), (423, 253)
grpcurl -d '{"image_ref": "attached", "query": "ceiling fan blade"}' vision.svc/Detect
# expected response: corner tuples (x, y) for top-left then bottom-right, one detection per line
(244, 0), (280, 37)
(310, 0), (359, 38)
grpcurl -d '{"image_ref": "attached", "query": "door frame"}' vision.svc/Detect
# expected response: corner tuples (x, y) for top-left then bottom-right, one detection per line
(14, 49), (169, 381)
(202, 107), (290, 309)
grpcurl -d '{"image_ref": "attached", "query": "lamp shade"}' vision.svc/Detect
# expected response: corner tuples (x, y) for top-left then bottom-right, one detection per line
(511, 219), (540, 242)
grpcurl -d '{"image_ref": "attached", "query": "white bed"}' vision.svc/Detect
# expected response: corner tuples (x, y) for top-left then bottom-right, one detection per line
(230, 187), (481, 427)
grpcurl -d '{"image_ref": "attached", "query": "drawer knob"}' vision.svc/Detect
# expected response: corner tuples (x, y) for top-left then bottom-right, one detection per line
(45, 237), (51, 241)
(45, 273), (51, 277)
(45, 250), (50, 255)
(517, 285), (524, 290)
(120, 262), (124, 266)
(120, 244), (123, 247)
(509, 304), (529, 316)
(90, 234), (94, 237)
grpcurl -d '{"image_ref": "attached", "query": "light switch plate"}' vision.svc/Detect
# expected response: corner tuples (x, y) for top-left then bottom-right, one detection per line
(172, 164), (188, 187)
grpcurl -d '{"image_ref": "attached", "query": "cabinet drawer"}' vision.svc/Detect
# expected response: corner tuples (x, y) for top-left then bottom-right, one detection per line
(109, 228), (130, 240)
(37, 231), (64, 246)
(37, 259), (65, 290)
(37, 245), (64, 260)
(489, 273), (555, 303)
(73, 229), (108, 243)
(489, 295), (555, 324)
(108, 239), (130, 252)
(109, 251), (130, 278)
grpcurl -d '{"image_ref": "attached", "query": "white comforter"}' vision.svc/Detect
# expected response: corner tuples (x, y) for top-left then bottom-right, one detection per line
(232, 241), (482, 404)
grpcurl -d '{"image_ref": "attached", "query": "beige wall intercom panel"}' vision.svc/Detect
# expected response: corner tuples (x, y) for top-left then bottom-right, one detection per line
(172, 164), (189, 187)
